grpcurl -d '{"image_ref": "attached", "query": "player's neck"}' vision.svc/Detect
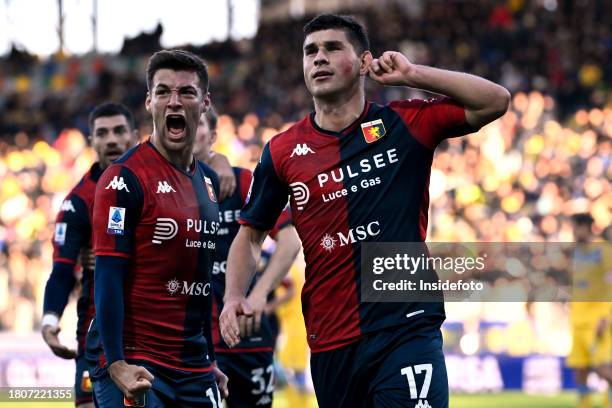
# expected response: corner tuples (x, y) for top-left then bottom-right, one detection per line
(313, 87), (365, 132)
(151, 135), (194, 172)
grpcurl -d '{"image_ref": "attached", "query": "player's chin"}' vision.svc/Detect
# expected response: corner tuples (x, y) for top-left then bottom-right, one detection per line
(310, 83), (340, 98)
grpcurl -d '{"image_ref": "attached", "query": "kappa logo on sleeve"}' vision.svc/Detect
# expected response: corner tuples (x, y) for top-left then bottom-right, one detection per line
(107, 207), (126, 235)
(60, 200), (76, 212)
(54, 222), (67, 245)
(105, 176), (130, 192)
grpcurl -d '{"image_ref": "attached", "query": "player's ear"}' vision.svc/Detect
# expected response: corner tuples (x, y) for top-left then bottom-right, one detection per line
(145, 92), (151, 112)
(202, 92), (211, 112)
(360, 51), (373, 75)
(209, 130), (217, 148)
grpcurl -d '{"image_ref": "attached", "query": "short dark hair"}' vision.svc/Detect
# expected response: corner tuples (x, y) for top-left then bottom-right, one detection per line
(204, 106), (218, 131)
(146, 49), (209, 93)
(572, 213), (594, 226)
(88, 102), (135, 132)
(303, 14), (370, 54)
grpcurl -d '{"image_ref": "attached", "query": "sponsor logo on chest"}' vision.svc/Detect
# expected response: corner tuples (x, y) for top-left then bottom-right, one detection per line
(320, 221), (381, 252)
(166, 278), (211, 296)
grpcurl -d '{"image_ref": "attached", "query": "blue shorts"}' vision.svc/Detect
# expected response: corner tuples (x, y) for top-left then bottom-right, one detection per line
(92, 360), (222, 408)
(310, 325), (448, 408)
(75, 354), (93, 406)
(216, 351), (274, 408)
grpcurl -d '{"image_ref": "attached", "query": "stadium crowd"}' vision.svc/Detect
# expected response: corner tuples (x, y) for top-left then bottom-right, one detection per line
(0, 0), (610, 140)
(0, 1), (610, 358)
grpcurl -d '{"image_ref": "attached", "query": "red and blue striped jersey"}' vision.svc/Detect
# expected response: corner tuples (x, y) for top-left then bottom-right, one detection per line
(211, 166), (292, 353)
(240, 97), (476, 352)
(48, 162), (102, 352)
(92, 141), (220, 371)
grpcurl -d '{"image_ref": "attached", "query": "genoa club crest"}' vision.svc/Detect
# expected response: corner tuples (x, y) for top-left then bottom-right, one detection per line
(204, 176), (217, 203)
(361, 119), (386, 143)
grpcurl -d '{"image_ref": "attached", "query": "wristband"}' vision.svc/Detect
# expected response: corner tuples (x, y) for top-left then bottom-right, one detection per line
(41, 313), (59, 328)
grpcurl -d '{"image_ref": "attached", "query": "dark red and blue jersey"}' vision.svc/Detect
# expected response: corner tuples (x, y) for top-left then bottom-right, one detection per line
(45, 162), (102, 353)
(92, 141), (220, 372)
(240, 97), (477, 352)
(211, 167), (292, 353)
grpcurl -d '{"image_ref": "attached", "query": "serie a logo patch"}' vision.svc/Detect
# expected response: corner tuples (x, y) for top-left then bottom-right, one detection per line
(54, 223), (67, 245)
(361, 119), (386, 143)
(107, 206), (126, 235)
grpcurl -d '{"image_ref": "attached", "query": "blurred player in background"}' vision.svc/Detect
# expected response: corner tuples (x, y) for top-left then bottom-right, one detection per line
(194, 110), (236, 201)
(221, 13), (509, 407)
(42, 102), (138, 408)
(87, 50), (227, 407)
(568, 213), (612, 408)
(195, 107), (301, 407)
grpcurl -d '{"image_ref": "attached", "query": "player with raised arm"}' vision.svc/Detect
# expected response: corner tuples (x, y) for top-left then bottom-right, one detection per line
(42, 102), (138, 408)
(88, 50), (227, 407)
(195, 107), (301, 407)
(220, 14), (510, 407)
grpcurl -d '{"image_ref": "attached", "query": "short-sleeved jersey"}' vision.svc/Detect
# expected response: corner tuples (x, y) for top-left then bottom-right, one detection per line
(211, 167), (292, 352)
(240, 98), (476, 352)
(92, 141), (220, 372)
(51, 162), (102, 352)
(570, 244), (612, 325)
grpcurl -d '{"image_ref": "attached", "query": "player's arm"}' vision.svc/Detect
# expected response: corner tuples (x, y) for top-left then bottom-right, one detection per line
(221, 225), (268, 346)
(92, 166), (153, 400)
(268, 277), (296, 311)
(220, 142), (289, 347)
(42, 194), (91, 359)
(246, 222), (301, 335)
(206, 152), (236, 201)
(368, 51), (510, 129)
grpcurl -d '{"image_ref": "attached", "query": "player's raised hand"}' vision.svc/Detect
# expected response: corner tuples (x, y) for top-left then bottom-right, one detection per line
(220, 296), (254, 347)
(108, 360), (154, 401)
(41, 325), (77, 359)
(368, 51), (416, 87)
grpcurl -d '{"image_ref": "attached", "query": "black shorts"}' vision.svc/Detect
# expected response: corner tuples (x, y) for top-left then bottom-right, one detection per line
(310, 325), (448, 408)
(216, 351), (274, 408)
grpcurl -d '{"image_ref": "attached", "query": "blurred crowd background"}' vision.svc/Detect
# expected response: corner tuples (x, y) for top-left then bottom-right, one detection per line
(0, 0), (610, 362)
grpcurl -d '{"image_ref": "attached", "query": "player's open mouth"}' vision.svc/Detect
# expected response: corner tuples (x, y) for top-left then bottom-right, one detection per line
(105, 149), (122, 161)
(166, 114), (186, 139)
